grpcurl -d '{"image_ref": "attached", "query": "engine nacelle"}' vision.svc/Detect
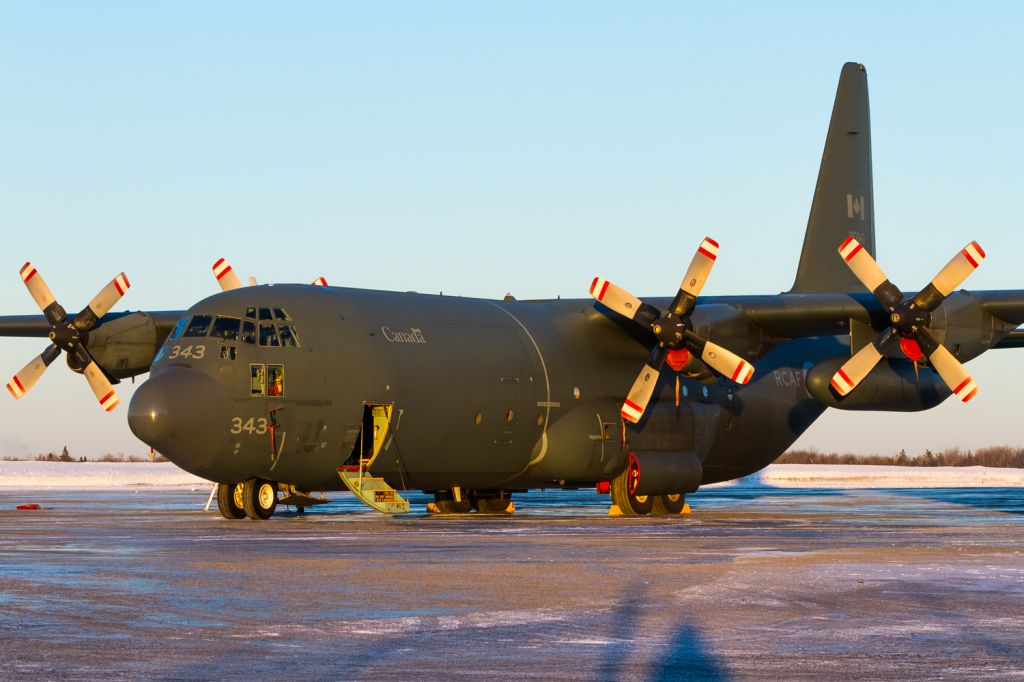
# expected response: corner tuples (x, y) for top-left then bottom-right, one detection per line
(806, 356), (950, 411)
(87, 312), (163, 380)
(629, 450), (703, 496)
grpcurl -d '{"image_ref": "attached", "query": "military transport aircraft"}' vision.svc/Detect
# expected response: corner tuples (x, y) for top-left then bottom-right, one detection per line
(3, 63), (1023, 519)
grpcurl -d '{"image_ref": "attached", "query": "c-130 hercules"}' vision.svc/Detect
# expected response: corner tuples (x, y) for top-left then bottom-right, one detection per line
(4, 63), (1023, 519)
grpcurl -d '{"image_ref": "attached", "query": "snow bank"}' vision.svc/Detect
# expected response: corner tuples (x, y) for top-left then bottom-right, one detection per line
(709, 464), (1024, 489)
(0, 461), (1022, 491)
(0, 461), (208, 489)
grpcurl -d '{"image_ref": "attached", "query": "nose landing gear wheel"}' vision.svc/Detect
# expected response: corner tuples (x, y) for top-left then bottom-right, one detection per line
(216, 482), (245, 520)
(242, 478), (278, 520)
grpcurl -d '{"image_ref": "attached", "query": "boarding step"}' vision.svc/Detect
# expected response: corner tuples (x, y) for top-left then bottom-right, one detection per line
(338, 468), (410, 514)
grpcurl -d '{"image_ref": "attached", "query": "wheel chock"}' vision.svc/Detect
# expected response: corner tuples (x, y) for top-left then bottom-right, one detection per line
(680, 503), (691, 515)
(608, 504), (624, 517)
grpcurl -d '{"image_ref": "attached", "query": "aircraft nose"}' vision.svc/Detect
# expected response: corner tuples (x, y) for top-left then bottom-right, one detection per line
(128, 367), (232, 475)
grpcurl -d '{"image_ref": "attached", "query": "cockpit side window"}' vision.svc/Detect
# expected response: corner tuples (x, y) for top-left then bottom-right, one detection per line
(250, 364), (265, 397)
(242, 320), (256, 345)
(273, 308), (291, 321)
(245, 307), (257, 319)
(183, 315), (213, 337)
(278, 324), (300, 347)
(210, 316), (242, 341)
(168, 316), (189, 341)
(259, 307), (273, 322)
(267, 365), (285, 396)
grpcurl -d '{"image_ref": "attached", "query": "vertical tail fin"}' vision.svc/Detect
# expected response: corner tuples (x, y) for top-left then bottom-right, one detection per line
(789, 62), (876, 294)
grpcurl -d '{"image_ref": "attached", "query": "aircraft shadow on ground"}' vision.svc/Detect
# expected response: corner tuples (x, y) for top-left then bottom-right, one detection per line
(596, 586), (729, 682)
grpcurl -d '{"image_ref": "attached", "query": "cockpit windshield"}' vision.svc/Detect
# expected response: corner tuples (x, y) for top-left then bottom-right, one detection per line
(210, 316), (242, 341)
(183, 315), (213, 337)
(172, 308), (300, 347)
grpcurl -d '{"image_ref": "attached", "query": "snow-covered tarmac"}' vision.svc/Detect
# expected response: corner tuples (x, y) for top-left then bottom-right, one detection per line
(1, 476), (1022, 678)
(2, 460), (1023, 490)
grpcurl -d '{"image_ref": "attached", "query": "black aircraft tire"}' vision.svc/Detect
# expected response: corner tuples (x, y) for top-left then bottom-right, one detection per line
(653, 494), (686, 515)
(242, 478), (278, 520)
(217, 483), (246, 520)
(434, 492), (472, 514)
(475, 495), (512, 514)
(610, 472), (653, 516)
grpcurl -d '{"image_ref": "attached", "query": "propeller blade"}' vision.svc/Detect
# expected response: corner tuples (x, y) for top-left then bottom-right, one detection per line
(19, 262), (66, 325)
(312, 277), (328, 287)
(669, 237), (719, 316)
(73, 272), (131, 331)
(83, 361), (120, 412)
(699, 341), (754, 384)
(830, 339), (886, 396)
(916, 328), (979, 403)
(913, 241), (985, 312)
(590, 277), (646, 322)
(927, 344), (979, 403)
(837, 238), (902, 309)
(212, 258), (244, 292)
(6, 345), (61, 400)
(621, 348), (668, 423)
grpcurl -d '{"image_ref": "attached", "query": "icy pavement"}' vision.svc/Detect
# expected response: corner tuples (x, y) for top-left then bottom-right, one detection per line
(1, 487), (1022, 679)
(2, 460), (1023, 490)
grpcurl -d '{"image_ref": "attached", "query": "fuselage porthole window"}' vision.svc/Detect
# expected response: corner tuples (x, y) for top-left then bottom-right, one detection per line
(183, 315), (213, 337)
(210, 316), (241, 341)
(242, 320), (256, 345)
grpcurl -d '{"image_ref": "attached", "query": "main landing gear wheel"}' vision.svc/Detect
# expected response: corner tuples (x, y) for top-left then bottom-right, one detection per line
(475, 493), (513, 514)
(216, 482), (245, 520)
(242, 478), (278, 520)
(653, 494), (686, 515)
(434, 491), (472, 514)
(610, 465), (653, 516)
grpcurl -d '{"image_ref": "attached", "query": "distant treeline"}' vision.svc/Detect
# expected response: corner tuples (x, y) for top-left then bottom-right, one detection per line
(778, 446), (1024, 469)
(1, 447), (168, 463)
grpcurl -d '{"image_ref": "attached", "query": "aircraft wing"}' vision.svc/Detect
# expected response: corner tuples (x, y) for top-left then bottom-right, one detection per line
(0, 315), (53, 337)
(0, 311), (185, 339)
(684, 290), (1024, 342)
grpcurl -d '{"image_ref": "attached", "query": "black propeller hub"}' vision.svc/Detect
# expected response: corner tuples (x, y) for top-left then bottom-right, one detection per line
(888, 300), (931, 338)
(651, 314), (692, 349)
(49, 320), (85, 352)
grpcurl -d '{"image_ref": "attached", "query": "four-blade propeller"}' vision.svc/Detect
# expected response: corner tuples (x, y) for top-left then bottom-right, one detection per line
(832, 238), (984, 403)
(6, 263), (129, 411)
(212, 258), (328, 291)
(590, 237), (754, 423)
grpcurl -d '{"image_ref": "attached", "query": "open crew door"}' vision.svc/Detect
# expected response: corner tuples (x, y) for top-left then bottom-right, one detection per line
(338, 403), (409, 514)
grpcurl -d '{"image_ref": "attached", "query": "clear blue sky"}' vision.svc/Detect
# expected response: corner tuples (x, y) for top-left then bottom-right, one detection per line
(0, 3), (1021, 457)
